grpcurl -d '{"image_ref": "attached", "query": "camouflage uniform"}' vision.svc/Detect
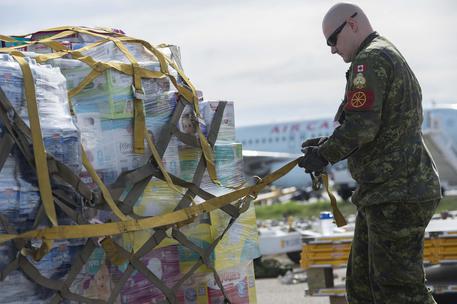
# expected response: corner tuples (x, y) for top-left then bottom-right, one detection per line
(319, 32), (442, 303)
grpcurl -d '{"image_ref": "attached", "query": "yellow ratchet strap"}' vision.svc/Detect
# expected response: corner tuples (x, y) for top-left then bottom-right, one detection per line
(322, 174), (347, 227)
(34, 39), (107, 63)
(0, 35), (17, 43)
(144, 127), (182, 194)
(146, 42), (219, 184)
(115, 42), (146, 154)
(132, 66), (146, 154)
(68, 68), (103, 98)
(0, 158), (299, 243)
(69, 32), (147, 154)
(11, 53), (58, 227)
(117, 37), (217, 182)
(81, 147), (130, 222)
(38, 39), (70, 52)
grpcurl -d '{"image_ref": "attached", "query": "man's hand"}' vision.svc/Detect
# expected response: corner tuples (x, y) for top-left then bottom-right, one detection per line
(301, 136), (328, 151)
(298, 146), (329, 173)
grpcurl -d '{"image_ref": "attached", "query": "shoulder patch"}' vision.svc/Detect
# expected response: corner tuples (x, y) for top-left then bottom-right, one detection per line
(344, 90), (374, 111)
(354, 64), (366, 73)
(352, 73), (366, 89)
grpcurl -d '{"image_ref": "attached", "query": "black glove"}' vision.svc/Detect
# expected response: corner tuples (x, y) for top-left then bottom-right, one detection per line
(301, 136), (328, 151)
(298, 146), (329, 173)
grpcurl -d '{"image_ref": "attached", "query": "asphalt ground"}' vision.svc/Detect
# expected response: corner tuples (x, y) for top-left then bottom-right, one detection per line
(255, 278), (330, 304)
(254, 254), (345, 303)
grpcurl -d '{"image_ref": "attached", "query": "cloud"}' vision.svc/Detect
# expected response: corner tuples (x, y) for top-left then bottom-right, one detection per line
(1, 0), (456, 126)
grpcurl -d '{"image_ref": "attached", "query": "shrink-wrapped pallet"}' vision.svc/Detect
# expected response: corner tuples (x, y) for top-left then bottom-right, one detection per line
(0, 54), (83, 303)
(0, 27), (259, 304)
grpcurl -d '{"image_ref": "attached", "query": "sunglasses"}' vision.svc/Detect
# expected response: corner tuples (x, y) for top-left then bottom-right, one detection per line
(326, 12), (358, 47)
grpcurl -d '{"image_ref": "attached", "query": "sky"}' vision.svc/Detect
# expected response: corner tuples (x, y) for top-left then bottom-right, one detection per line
(1, 0), (456, 126)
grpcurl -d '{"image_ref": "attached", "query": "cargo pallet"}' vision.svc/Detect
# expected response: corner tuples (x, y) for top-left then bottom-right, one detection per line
(300, 228), (457, 303)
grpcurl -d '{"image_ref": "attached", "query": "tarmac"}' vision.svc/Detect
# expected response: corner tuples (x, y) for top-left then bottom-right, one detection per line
(255, 278), (330, 304)
(254, 254), (347, 304)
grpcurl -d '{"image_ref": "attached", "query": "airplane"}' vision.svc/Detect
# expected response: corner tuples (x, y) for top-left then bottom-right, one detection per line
(236, 105), (457, 200)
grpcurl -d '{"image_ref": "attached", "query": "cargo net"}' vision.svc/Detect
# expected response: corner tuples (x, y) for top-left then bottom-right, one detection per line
(0, 27), (271, 303)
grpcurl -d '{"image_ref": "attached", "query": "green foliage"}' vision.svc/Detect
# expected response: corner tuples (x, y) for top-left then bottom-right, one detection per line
(436, 196), (457, 214)
(255, 200), (356, 220)
(255, 196), (457, 220)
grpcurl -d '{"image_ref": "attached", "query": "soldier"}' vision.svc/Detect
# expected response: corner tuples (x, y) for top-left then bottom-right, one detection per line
(299, 2), (441, 303)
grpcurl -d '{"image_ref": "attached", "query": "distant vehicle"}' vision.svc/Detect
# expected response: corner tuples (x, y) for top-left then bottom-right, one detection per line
(237, 106), (457, 199)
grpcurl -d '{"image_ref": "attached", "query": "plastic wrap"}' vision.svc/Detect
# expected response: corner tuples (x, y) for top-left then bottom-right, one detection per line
(178, 145), (202, 182)
(200, 101), (236, 142)
(76, 115), (145, 184)
(113, 245), (181, 304)
(178, 101), (235, 143)
(178, 143), (244, 188)
(0, 54), (81, 172)
(177, 272), (209, 304)
(52, 58), (174, 120)
(207, 261), (257, 304)
(213, 143), (244, 188)
(0, 32), (259, 303)
(0, 54), (84, 303)
(46, 47), (180, 186)
(0, 240), (84, 303)
(210, 203), (261, 271)
(70, 247), (121, 302)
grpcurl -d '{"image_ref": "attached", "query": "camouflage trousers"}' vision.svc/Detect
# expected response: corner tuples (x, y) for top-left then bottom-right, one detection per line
(346, 199), (440, 304)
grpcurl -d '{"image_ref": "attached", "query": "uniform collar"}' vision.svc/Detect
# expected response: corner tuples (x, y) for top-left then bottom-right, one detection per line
(353, 31), (379, 58)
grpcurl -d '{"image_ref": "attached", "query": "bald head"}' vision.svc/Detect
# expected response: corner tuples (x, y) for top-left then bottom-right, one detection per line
(322, 3), (374, 62)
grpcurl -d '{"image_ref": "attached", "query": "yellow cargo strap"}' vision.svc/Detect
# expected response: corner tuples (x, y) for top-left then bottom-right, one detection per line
(101, 237), (129, 266)
(0, 35), (17, 43)
(34, 39), (108, 63)
(133, 37), (220, 184)
(0, 158), (299, 244)
(144, 126), (184, 195)
(322, 174), (347, 227)
(110, 38), (146, 154)
(81, 147), (130, 222)
(65, 31), (153, 112)
(118, 37), (220, 184)
(11, 53), (58, 228)
(24, 34), (177, 193)
(38, 39), (69, 52)
(2, 27), (231, 205)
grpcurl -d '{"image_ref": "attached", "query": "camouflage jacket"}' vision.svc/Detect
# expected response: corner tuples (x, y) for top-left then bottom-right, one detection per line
(319, 32), (441, 207)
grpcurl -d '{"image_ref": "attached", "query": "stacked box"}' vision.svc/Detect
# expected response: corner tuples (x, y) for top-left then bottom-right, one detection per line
(0, 31), (259, 303)
(69, 247), (121, 302)
(200, 101), (236, 142)
(115, 245), (182, 303)
(210, 204), (261, 271)
(207, 261), (257, 304)
(177, 100), (260, 303)
(0, 239), (84, 303)
(0, 54), (83, 303)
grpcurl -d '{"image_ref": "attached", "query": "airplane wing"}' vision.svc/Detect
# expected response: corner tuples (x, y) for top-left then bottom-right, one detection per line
(242, 150), (301, 177)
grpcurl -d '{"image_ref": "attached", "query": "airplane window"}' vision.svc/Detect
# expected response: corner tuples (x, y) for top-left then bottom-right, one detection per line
(282, 136), (286, 141)
(248, 139), (252, 144)
(289, 136), (295, 141)
(261, 138), (266, 143)
(242, 140), (246, 145)
(275, 137), (280, 142)
(255, 139), (259, 144)
(268, 138), (273, 143)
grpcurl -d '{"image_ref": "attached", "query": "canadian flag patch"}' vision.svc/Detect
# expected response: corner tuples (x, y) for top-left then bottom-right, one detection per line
(355, 64), (366, 73)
